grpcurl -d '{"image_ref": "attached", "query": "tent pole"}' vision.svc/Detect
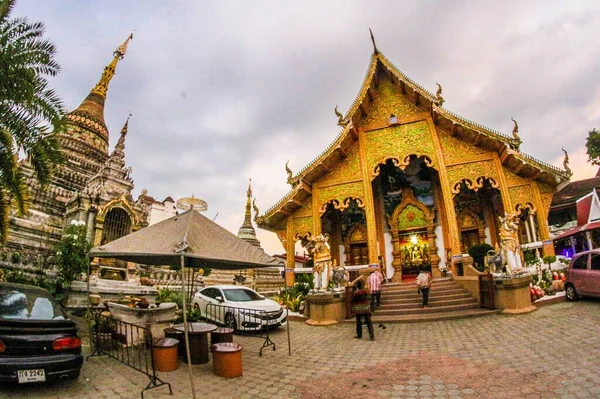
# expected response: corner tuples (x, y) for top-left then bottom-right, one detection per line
(181, 255), (196, 399)
(286, 307), (292, 355)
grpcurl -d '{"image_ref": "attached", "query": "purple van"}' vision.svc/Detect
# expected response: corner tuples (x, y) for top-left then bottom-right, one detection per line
(565, 249), (600, 301)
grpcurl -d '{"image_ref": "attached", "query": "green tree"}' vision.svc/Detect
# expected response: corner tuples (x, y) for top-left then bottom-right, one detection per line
(55, 220), (90, 304)
(0, 0), (64, 241)
(585, 128), (600, 166)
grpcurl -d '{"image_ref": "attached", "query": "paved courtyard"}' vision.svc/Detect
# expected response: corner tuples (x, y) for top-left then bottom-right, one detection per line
(2, 300), (599, 399)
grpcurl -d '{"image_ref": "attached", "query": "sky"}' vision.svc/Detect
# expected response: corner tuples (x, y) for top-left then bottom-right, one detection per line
(13, 0), (600, 256)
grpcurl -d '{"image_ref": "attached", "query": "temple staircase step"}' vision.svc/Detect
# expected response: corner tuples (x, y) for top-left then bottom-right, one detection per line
(369, 277), (485, 321)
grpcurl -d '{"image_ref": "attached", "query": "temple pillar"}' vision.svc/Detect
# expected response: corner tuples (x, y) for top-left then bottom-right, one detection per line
(285, 215), (295, 287)
(357, 127), (379, 264)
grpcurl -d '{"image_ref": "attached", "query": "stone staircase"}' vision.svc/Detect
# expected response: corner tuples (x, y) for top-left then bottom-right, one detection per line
(371, 277), (499, 323)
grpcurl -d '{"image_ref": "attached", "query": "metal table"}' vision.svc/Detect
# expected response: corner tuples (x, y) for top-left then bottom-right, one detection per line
(173, 322), (218, 364)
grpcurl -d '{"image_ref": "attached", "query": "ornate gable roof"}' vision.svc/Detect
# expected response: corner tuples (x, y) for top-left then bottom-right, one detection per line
(258, 40), (570, 231)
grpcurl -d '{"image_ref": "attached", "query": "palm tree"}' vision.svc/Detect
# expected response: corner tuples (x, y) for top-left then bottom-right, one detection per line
(0, 0), (64, 241)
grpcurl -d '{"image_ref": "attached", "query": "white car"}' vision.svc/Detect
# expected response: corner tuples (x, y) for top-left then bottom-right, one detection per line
(192, 285), (286, 331)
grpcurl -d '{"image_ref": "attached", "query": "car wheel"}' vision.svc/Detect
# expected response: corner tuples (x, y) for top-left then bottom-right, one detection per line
(565, 284), (579, 301)
(225, 312), (237, 331)
(193, 303), (200, 310)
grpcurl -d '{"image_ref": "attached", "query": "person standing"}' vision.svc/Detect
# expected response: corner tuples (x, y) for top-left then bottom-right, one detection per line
(350, 277), (375, 341)
(416, 267), (432, 308)
(368, 265), (383, 311)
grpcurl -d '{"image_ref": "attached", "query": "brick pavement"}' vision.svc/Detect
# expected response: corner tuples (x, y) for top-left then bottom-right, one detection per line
(1, 300), (599, 398)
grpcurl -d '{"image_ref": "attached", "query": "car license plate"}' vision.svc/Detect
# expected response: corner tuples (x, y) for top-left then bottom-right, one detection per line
(17, 369), (46, 383)
(268, 319), (279, 325)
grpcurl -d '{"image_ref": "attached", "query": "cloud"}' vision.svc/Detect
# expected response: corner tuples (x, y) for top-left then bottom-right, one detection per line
(12, 0), (600, 255)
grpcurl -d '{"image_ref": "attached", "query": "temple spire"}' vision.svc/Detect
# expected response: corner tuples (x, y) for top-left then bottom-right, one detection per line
(64, 33), (134, 155)
(91, 33), (133, 98)
(237, 179), (261, 248)
(115, 113), (131, 153)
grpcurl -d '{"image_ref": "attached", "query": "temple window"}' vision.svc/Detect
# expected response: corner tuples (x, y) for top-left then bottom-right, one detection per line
(101, 207), (132, 244)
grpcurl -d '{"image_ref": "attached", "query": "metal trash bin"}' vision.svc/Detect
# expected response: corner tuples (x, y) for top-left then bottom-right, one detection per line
(164, 327), (185, 357)
(211, 327), (234, 345)
(211, 342), (243, 378)
(152, 338), (179, 372)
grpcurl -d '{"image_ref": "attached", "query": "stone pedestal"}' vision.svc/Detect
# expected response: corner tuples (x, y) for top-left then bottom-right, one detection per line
(107, 302), (177, 344)
(305, 293), (345, 326)
(494, 274), (537, 314)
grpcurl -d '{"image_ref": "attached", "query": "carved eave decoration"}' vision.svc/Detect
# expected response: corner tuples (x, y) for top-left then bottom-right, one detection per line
(258, 44), (570, 232)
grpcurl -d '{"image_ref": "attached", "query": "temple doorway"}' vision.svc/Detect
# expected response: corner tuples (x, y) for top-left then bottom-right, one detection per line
(453, 179), (505, 257)
(373, 156), (443, 281)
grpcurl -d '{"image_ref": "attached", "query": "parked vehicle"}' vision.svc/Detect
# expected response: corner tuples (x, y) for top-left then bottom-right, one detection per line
(0, 283), (83, 383)
(192, 285), (286, 331)
(565, 249), (600, 301)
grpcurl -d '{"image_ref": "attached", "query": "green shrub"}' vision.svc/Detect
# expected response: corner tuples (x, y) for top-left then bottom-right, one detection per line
(468, 244), (494, 272)
(156, 287), (183, 308)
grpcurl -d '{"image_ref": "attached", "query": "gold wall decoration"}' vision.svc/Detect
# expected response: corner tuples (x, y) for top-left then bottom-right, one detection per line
(509, 185), (535, 214)
(447, 161), (499, 194)
(295, 196), (313, 217)
(363, 79), (422, 127)
(438, 131), (489, 165)
(317, 145), (362, 186)
(505, 170), (531, 187)
(317, 182), (365, 215)
(365, 121), (438, 179)
(292, 216), (313, 238)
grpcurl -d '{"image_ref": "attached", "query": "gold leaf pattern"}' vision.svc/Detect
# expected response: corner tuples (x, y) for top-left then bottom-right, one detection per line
(446, 160), (499, 192)
(318, 145), (361, 185)
(438, 131), (489, 165)
(318, 182), (365, 213)
(509, 185), (534, 212)
(292, 217), (313, 237)
(365, 121), (437, 176)
(505, 170), (531, 187)
(363, 79), (421, 127)
(295, 196), (313, 217)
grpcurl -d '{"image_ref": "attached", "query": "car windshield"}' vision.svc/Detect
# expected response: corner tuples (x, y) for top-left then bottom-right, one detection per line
(0, 286), (66, 321)
(222, 289), (263, 302)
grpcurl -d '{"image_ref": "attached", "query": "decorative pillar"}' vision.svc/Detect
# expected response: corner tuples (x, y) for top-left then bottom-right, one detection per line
(285, 215), (295, 287)
(529, 214), (538, 242)
(357, 127), (379, 264)
(426, 118), (460, 255)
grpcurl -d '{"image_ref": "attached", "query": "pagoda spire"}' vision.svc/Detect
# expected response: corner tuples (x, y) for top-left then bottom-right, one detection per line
(91, 33), (133, 98)
(63, 33), (134, 155)
(237, 179), (261, 248)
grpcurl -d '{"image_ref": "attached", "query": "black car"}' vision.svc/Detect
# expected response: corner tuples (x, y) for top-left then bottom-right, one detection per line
(0, 282), (83, 383)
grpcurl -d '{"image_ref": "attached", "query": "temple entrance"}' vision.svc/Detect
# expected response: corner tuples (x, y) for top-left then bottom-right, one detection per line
(321, 198), (367, 266)
(373, 156), (442, 281)
(453, 179), (505, 258)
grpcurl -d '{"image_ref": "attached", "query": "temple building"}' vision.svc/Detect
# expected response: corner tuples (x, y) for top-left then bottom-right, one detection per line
(4, 34), (150, 277)
(257, 34), (571, 285)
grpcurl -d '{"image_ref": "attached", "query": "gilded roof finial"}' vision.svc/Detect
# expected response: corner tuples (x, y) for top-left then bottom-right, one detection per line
(285, 161), (299, 188)
(509, 117), (522, 151)
(562, 147), (572, 177)
(91, 32), (134, 98)
(434, 83), (445, 106)
(334, 105), (350, 127)
(369, 28), (379, 54)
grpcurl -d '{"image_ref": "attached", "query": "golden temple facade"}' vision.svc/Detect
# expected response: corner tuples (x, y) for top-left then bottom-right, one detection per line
(258, 35), (570, 285)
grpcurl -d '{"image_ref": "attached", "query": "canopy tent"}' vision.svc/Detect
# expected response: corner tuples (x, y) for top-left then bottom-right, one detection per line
(88, 209), (284, 399)
(88, 208), (283, 269)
